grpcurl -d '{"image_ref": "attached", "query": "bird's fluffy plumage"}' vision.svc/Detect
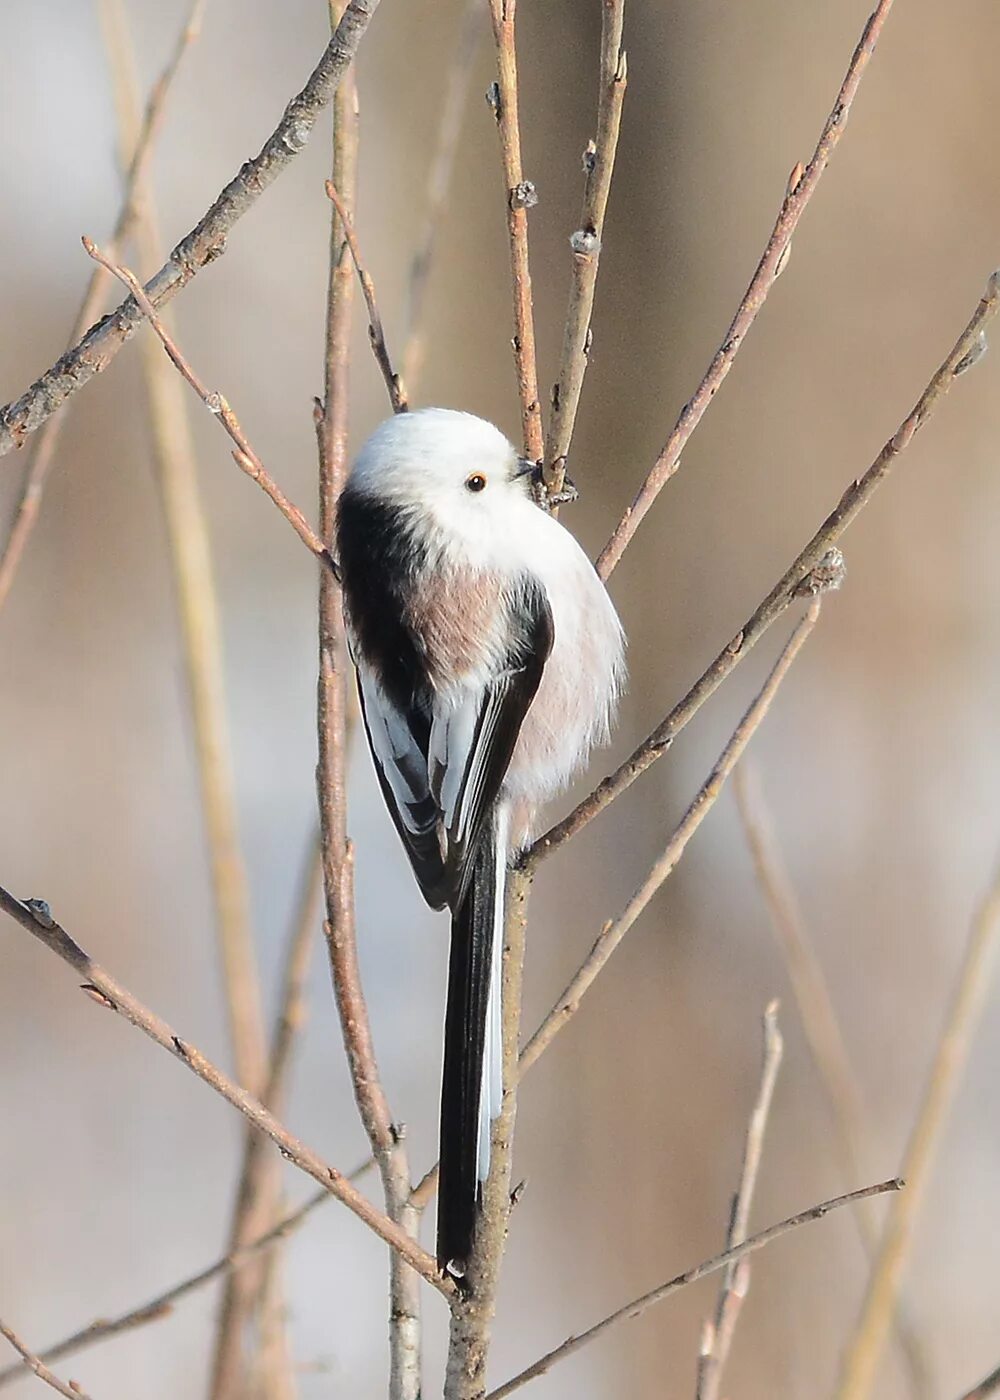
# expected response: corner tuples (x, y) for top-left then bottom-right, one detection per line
(336, 408), (626, 1272)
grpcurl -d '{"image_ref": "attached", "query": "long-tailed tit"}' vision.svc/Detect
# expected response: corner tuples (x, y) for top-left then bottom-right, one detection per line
(336, 408), (626, 1274)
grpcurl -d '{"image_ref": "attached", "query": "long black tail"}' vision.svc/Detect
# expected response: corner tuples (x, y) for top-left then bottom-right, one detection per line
(437, 815), (504, 1275)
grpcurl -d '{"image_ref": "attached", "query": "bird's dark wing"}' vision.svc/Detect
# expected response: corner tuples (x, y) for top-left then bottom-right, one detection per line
(353, 576), (552, 912)
(355, 665), (450, 911)
(428, 577), (554, 906)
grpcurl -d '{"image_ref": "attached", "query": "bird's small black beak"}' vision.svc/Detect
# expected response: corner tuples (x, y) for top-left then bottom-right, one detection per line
(513, 456), (542, 483)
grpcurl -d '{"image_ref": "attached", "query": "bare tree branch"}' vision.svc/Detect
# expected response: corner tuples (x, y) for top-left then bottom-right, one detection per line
(0, 0), (203, 612)
(401, 0), (485, 394)
(0, 0), (382, 459)
(835, 853), (1000, 1400)
(695, 1002), (783, 1400)
(543, 0), (626, 497)
(0, 1323), (93, 1400)
(534, 271), (1000, 862)
(208, 836), (322, 1400)
(596, 0), (896, 579)
(94, 8), (283, 1390)
(0, 884), (452, 1296)
(733, 762), (934, 1398)
(317, 32), (422, 1398)
(0, 1165), (375, 1391)
(958, 1363), (1000, 1400)
(82, 238), (332, 567)
(485, 1179), (905, 1399)
(325, 179), (409, 413)
(521, 595), (827, 1076)
(487, 0), (542, 462)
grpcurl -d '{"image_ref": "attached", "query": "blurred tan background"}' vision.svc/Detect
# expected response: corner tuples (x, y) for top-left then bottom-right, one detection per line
(2, 1), (999, 1396)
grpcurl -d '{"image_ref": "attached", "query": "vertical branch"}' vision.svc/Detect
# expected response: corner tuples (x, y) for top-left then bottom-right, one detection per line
(445, 869), (532, 1400)
(99, 0), (266, 1101)
(733, 762), (933, 1398)
(316, 10), (421, 1398)
(0, 0), (202, 613)
(487, 0), (543, 462)
(250, 837), (325, 1400)
(96, 7), (294, 1396)
(695, 1003), (783, 1400)
(543, 0), (626, 496)
(835, 857), (1000, 1400)
(401, 0), (484, 396)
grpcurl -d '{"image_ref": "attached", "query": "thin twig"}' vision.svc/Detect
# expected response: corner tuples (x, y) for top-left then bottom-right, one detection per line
(103, 0), (267, 1087)
(0, 1323), (93, 1400)
(208, 835), (323, 1400)
(96, 9), (283, 1389)
(596, 0), (895, 578)
(695, 1002), (783, 1400)
(958, 1362), (1000, 1400)
(521, 598), (825, 1077)
(412, 597), (825, 1217)
(0, 0), (203, 612)
(234, 841), (322, 1400)
(733, 763), (934, 1398)
(834, 855), (1000, 1400)
(317, 33), (422, 1400)
(324, 179), (408, 412)
(264, 835), (324, 1112)
(487, 0), (542, 462)
(0, 0), (381, 458)
(0, 884), (453, 1296)
(0, 1166), (374, 1390)
(543, 0), (626, 496)
(734, 765), (868, 1186)
(534, 271), (1000, 863)
(81, 238), (332, 567)
(484, 1179), (904, 1399)
(400, 0), (484, 394)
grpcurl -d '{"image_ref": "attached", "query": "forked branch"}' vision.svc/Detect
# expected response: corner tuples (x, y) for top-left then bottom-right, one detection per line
(0, 0), (382, 458)
(82, 239), (332, 567)
(597, 0), (896, 577)
(0, 1321), (94, 1400)
(0, 884), (451, 1296)
(485, 1179), (904, 1399)
(536, 272), (1000, 861)
(544, 0), (626, 496)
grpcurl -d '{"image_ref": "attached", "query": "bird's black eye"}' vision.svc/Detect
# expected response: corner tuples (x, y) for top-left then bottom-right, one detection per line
(465, 473), (487, 493)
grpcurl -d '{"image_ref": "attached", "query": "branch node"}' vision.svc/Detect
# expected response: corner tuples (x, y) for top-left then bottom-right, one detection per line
(953, 329), (989, 376)
(281, 117), (312, 154)
(80, 984), (116, 1011)
(485, 81), (501, 120)
(510, 180), (538, 211)
(24, 897), (55, 929)
(569, 229), (600, 257)
(793, 547), (847, 597)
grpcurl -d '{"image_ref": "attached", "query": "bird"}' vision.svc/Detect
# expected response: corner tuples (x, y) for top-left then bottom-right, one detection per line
(335, 408), (626, 1275)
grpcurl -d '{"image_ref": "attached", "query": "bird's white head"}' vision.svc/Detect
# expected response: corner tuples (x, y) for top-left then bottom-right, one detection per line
(348, 408), (537, 539)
